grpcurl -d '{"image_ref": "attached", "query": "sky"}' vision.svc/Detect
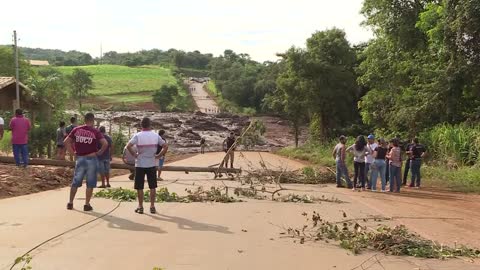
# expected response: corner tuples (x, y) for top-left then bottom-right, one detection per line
(0, 0), (373, 62)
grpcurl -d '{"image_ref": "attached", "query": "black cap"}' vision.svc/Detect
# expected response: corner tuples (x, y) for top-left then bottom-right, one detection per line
(15, 109), (23, 115)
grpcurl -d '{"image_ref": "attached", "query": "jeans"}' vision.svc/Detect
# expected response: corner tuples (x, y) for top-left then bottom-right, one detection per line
(97, 159), (111, 175)
(72, 156), (99, 188)
(410, 159), (422, 187)
(385, 160), (390, 183)
(354, 161), (366, 188)
(389, 165), (402, 192)
(370, 159), (386, 191)
(13, 144), (29, 167)
(336, 160), (352, 188)
(365, 163), (371, 188)
(403, 158), (411, 185)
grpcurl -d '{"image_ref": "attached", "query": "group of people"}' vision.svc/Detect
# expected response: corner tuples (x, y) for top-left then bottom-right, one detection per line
(65, 113), (169, 214)
(333, 134), (427, 192)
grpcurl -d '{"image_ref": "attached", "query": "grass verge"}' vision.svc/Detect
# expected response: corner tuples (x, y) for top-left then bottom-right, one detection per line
(205, 81), (256, 115)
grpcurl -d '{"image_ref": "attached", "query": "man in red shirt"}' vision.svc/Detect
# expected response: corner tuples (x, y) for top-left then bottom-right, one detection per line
(64, 113), (108, 211)
(9, 109), (31, 167)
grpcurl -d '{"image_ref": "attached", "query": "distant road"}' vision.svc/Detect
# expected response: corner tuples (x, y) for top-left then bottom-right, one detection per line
(189, 82), (219, 114)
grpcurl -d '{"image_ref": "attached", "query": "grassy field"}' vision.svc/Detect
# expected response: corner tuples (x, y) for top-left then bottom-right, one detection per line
(278, 142), (480, 193)
(56, 65), (177, 96)
(48, 64), (197, 110)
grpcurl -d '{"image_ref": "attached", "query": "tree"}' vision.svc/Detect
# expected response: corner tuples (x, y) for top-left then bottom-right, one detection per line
(153, 85), (179, 112)
(68, 68), (93, 110)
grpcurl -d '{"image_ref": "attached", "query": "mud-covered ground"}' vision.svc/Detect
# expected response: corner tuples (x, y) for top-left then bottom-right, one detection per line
(85, 111), (305, 154)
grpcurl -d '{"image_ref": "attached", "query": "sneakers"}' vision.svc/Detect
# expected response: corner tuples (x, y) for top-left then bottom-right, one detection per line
(83, 205), (93, 212)
(66, 203), (73, 210)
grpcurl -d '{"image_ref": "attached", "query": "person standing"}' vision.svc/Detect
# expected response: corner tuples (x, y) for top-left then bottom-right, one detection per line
(97, 126), (113, 188)
(370, 138), (388, 192)
(65, 117), (77, 161)
(156, 130), (167, 181)
(347, 136), (371, 191)
(365, 134), (378, 189)
(332, 135), (353, 188)
(220, 132), (236, 169)
(65, 113), (108, 211)
(386, 138), (402, 193)
(200, 137), (206, 154)
(56, 121), (67, 160)
(127, 117), (168, 214)
(0, 115), (4, 140)
(407, 138), (427, 188)
(9, 109), (31, 168)
(403, 139), (414, 185)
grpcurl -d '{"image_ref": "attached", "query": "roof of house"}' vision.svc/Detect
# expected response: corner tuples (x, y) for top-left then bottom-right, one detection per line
(28, 60), (50, 66)
(0, 77), (54, 108)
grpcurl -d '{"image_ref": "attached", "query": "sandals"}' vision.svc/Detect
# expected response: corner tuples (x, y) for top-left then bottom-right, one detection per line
(98, 185), (106, 188)
(83, 204), (93, 211)
(66, 203), (73, 210)
(150, 207), (156, 214)
(106, 184), (111, 188)
(135, 207), (144, 214)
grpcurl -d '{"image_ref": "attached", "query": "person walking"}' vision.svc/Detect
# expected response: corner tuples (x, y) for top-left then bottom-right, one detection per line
(332, 135), (353, 188)
(403, 139), (414, 185)
(220, 132), (236, 169)
(0, 115), (4, 140)
(65, 113), (108, 211)
(97, 126), (113, 188)
(56, 121), (67, 160)
(347, 136), (371, 191)
(386, 138), (402, 193)
(9, 109), (31, 168)
(200, 137), (206, 154)
(156, 130), (167, 181)
(370, 138), (388, 192)
(126, 117), (168, 214)
(407, 138), (427, 188)
(365, 134), (378, 189)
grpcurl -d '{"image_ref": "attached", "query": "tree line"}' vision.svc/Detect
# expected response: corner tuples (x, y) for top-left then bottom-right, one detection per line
(207, 0), (480, 149)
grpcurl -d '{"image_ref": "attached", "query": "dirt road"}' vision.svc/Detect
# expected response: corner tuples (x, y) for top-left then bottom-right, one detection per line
(1, 152), (479, 269)
(189, 82), (219, 114)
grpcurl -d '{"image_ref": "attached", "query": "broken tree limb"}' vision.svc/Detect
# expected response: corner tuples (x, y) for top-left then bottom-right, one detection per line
(0, 156), (241, 174)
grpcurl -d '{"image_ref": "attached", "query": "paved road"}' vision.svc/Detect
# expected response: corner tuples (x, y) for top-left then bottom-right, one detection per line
(189, 82), (219, 114)
(1, 152), (479, 270)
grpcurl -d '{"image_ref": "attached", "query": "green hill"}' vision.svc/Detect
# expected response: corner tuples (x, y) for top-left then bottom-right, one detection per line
(52, 65), (186, 110)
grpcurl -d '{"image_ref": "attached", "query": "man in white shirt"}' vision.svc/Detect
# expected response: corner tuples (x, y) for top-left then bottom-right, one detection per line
(127, 117), (168, 215)
(0, 116), (4, 140)
(365, 134), (378, 189)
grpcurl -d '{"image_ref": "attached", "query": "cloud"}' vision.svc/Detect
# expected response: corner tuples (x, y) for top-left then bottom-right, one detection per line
(0, 0), (372, 61)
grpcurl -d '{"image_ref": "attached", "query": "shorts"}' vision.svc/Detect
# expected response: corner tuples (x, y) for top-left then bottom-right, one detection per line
(98, 159), (111, 175)
(158, 157), (165, 168)
(134, 167), (157, 190)
(71, 156), (98, 188)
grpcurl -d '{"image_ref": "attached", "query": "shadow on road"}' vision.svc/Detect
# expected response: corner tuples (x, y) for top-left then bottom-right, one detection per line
(147, 213), (233, 234)
(77, 210), (167, 234)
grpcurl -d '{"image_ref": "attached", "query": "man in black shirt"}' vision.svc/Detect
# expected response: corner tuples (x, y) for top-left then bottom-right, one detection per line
(406, 138), (427, 188)
(220, 132), (236, 169)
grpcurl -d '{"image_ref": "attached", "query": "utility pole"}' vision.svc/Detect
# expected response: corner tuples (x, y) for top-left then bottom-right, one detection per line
(13, 30), (20, 110)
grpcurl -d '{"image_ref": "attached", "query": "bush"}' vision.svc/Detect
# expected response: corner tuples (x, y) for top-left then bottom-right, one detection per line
(0, 131), (12, 154)
(30, 122), (57, 158)
(111, 131), (128, 156)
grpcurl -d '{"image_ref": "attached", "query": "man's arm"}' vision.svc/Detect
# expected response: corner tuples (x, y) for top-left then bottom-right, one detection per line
(156, 144), (169, 158)
(64, 137), (74, 157)
(97, 138), (108, 156)
(126, 142), (138, 158)
(332, 147), (336, 160)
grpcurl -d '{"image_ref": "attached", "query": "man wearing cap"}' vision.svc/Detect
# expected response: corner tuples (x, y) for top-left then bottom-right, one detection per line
(9, 109), (31, 167)
(365, 134), (378, 189)
(332, 135), (353, 188)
